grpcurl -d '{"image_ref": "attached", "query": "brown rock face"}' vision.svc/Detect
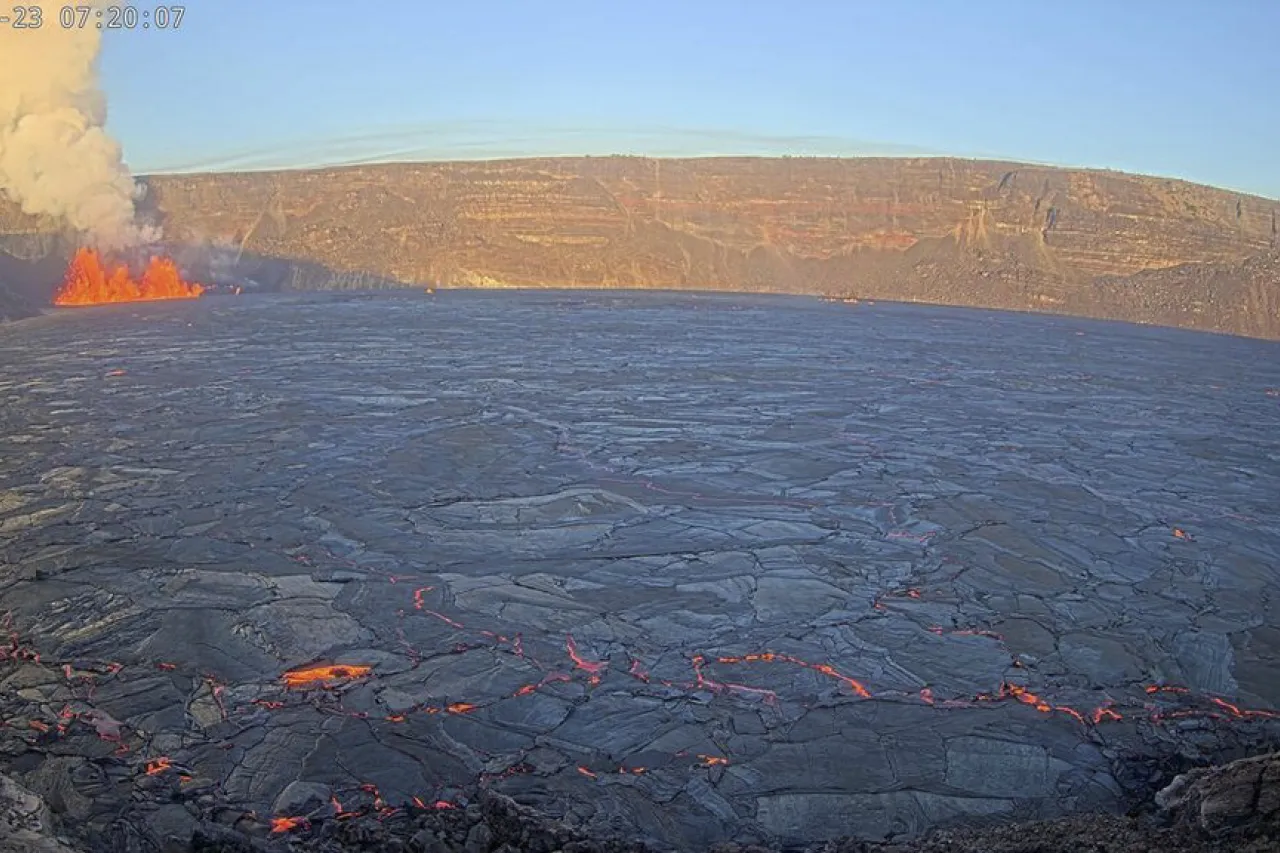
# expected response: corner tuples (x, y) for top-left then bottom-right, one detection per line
(1158, 751), (1280, 838)
(1, 156), (1277, 338)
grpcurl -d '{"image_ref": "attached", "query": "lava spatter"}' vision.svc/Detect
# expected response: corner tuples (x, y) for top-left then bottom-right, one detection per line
(282, 664), (372, 690)
(270, 815), (308, 833)
(144, 757), (172, 776)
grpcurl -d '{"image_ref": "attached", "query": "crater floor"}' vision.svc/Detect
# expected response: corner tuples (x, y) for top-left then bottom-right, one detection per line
(0, 291), (1278, 850)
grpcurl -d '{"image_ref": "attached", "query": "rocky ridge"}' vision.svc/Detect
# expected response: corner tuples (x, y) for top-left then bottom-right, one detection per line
(0, 156), (1277, 337)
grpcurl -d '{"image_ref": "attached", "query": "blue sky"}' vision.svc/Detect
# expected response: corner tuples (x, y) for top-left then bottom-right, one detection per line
(101, 0), (1280, 198)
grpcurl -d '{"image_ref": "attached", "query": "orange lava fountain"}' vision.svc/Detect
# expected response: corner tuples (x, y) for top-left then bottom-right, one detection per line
(53, 248), (205, 306)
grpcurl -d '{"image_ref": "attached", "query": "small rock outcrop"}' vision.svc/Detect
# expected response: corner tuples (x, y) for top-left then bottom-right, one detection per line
(0, 774), (80, 853)
(1158, 750), (1280, 839)
(0, 281), (37, 322)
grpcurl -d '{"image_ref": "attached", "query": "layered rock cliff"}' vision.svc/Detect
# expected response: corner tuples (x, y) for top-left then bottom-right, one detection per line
(1, 157), (1277, 337)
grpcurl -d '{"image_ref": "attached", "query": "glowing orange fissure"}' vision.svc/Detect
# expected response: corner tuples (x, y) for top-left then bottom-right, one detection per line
(11, 567), (1280, 835)
(270, 785), (460, 834)
(53, 248), (205, 306)
(566, 635), (606, 684)
(703, 650), (873, 699)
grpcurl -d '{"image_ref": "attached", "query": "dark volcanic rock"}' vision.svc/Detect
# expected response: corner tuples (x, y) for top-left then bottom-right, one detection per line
(32, 756), (1280, 853)
(1157, 751), (1280, 838)
(0, 232), (63, 320)
(0, 292), (1278, 853)
(0, 773), (78, 852)
(0, 280), (37, 322)
(274, 781), (335, 818)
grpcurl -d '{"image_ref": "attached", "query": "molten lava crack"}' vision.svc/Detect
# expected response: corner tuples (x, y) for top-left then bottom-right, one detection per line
(1, 567), (1277, 842)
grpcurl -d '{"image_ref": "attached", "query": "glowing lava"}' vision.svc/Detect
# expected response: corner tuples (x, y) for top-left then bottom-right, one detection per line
(714, 651), (872, 698)
(281, 664), (372, 690)
(566, 635), (607, 684)
(270, 816), (308, 834)
(144, 757), (172, 776)
(413, 796), (456, 810)
(53, 248), (205, 306)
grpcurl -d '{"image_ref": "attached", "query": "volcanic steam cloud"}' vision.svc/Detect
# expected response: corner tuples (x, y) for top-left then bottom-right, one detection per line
(0, 1), (158, 250)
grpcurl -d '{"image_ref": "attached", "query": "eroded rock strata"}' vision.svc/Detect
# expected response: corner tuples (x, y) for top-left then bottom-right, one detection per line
(1, 292), (1278, 852)
(1, 156), (1278, 337)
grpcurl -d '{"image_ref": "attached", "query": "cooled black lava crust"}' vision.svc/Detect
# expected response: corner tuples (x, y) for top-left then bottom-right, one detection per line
(0, 291), (1278, 850)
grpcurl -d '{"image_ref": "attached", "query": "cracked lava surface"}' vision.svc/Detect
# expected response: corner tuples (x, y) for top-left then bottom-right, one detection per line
(0, 290), (1278, 850)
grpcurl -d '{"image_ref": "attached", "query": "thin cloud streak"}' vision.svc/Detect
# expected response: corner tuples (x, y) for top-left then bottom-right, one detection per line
(138, 121), (947, 174)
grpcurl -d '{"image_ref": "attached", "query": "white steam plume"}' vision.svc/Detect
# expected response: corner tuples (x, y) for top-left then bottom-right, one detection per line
(0, 1), (158, 250)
